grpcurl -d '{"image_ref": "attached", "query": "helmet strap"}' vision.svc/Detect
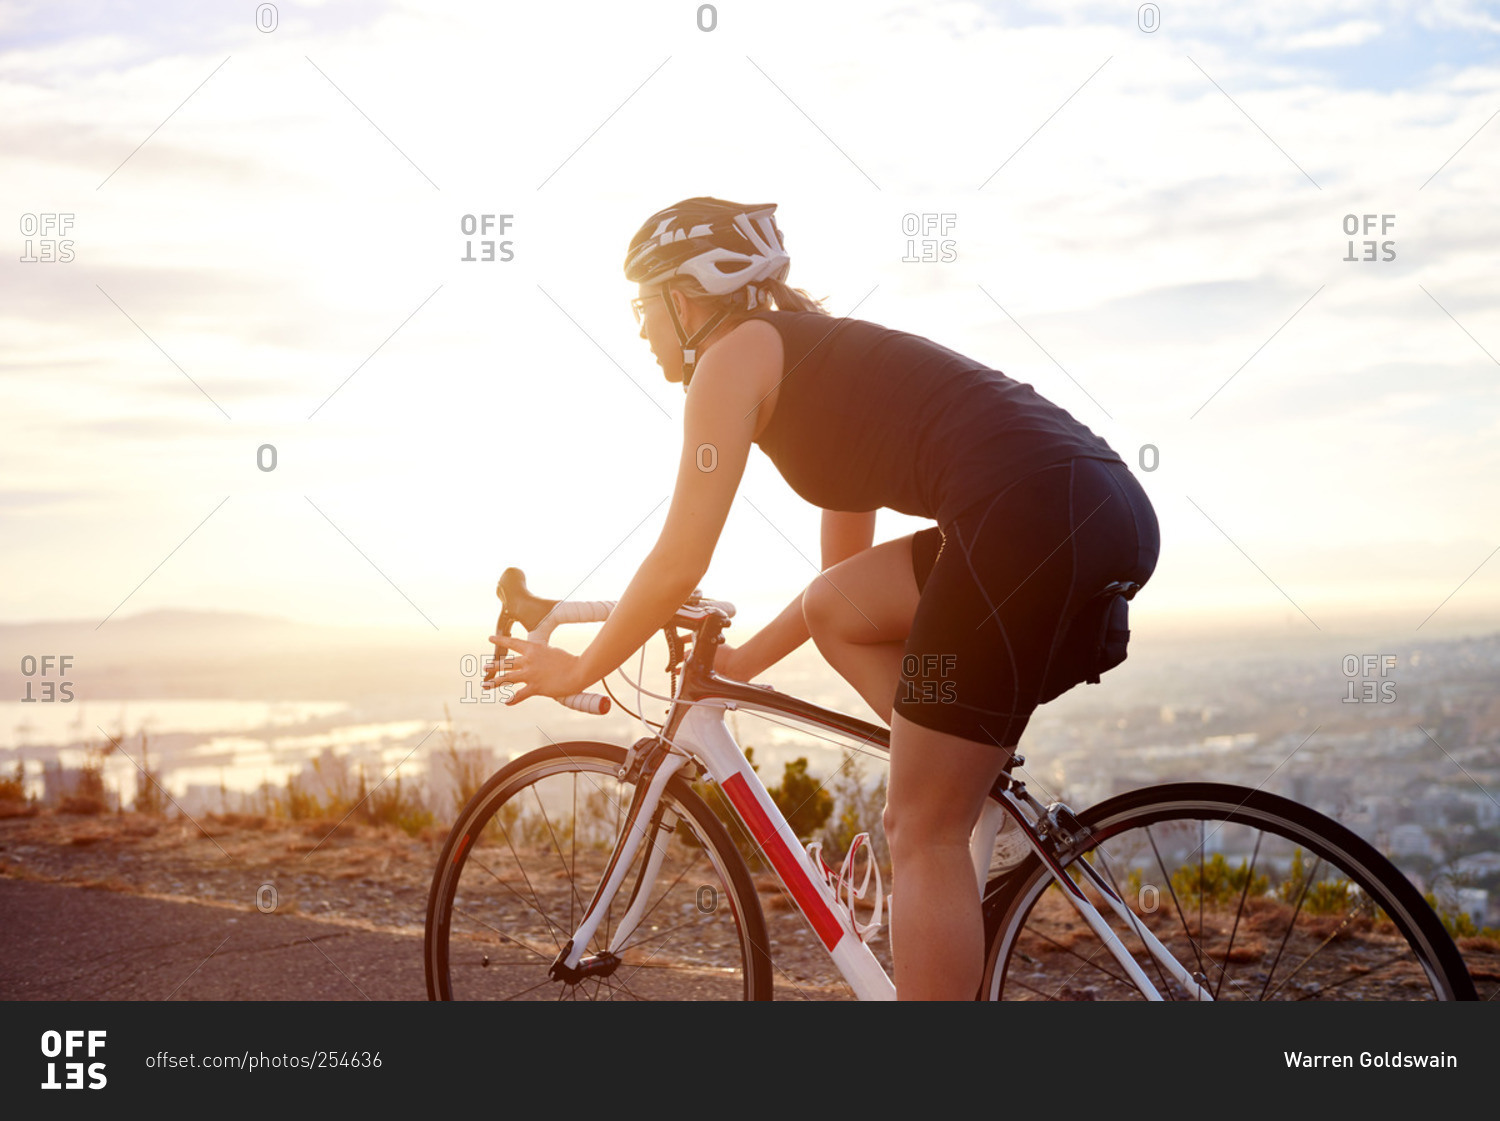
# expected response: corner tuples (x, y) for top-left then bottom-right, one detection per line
(662, 291), (732, 389)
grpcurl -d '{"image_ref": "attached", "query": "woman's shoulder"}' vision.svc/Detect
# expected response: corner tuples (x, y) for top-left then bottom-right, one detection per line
(695, 316), (784, 391)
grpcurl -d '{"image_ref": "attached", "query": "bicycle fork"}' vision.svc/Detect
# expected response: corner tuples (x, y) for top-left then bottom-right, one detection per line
(547, 745), (688, 984)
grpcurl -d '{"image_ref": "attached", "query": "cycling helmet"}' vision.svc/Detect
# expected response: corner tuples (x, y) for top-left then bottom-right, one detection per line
(624, 197), (792, 387)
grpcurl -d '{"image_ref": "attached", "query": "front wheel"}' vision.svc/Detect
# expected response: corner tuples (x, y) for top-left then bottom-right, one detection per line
(425, 742), (773, 1000)
(981, 783), (1476, 1000)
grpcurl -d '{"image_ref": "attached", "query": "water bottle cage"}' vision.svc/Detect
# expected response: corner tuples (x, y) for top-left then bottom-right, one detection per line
(805, 832), (885, 944)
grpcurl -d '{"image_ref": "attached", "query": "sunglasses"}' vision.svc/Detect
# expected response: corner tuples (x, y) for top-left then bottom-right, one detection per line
(631, 288), (674, 326)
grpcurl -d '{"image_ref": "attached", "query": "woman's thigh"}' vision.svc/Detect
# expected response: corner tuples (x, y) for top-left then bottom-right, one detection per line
(893, 457), (1158, 747)
(801, 532), (926, 644)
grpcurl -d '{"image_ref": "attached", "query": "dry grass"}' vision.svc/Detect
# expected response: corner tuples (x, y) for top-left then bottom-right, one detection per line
(57, 795), (107, 815)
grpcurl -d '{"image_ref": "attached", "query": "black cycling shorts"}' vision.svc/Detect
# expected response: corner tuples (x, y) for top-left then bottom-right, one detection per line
(894, 456), (1159, 747)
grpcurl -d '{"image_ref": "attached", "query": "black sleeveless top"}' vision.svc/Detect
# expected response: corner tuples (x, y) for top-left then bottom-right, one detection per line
(745, 310), (1125, 525)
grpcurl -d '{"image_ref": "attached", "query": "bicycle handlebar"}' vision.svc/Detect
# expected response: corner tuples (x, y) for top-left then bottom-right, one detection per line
(489, 567), (735, 716)
(526, 598), (616, 715)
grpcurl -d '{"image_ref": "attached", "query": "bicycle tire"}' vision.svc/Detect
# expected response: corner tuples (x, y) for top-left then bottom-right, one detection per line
(425, 741), (773, 1000)
(980, 782), (1477, 1000)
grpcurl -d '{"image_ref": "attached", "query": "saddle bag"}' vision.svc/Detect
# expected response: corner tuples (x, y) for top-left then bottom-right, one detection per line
(1035, 580), (1140, 705)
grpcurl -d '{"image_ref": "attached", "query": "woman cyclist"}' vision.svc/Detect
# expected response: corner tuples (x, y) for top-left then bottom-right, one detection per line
(491, 197), (1160, 999)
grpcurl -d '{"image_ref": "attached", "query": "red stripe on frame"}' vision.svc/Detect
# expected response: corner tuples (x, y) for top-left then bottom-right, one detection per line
(723, 773), (845, 952)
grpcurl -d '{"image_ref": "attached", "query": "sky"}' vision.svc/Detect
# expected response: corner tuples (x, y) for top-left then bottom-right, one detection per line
(3, 0), (1499, 644)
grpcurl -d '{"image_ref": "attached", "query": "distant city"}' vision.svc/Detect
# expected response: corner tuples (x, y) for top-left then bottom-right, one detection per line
(6, 613), (1498, 928)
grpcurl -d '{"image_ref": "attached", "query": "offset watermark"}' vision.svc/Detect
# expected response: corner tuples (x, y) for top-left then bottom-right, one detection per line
(899, 654), (957, 704)
(40, 1030), (107, 1090)
(256, 4), (277, 32)
(463, 653), (513, 703)
(20, 213), (75, 262)
(256, 444), (277, 472)
(20, 655), (75, 702)
(1137, 4), (1160, 32)
(1342, 654), (1397, 703)
(697, 4), (717, 31)
(1138, 443), (1159, 472)
(256, 882), (278, 912)
(1343, 214), (1395, 262)
(901, 213), (957, 263)
(459, 214), (514, 262)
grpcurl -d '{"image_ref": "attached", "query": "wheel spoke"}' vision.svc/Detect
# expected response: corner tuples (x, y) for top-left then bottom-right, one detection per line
(985, 786), (1471, 1002)
(1087, 843), (1180, 998)
(451, 905), (552, 962)
(463, 851), (567, 949)
(1146, 827), (1199, 995)
(1021, 921), (1139, 993)
(1265, 889), (1381, 1000)
(428, 747), (769, 1000)
(483, 818), (568, 948)
(530, 783), (590, 926)
(1289, 950), (1424, 999)
(1259, 852), (1323, 1000)
(1213, 831), (1263, 1000)
(611, 836), (710, 952)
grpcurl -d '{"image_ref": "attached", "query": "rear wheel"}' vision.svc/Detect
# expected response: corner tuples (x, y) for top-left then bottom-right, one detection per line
(426, 742), (772, 1000)
(981, 783), (1476, 1000)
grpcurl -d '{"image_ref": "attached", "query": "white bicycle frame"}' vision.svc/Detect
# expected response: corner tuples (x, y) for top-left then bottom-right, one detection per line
(514, 593), (1212, 1001)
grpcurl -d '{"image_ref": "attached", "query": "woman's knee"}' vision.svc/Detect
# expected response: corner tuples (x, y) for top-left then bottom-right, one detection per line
(801, 567), (871, 646)
(801, 539), (920, 645)
(883, 789), (974, 857)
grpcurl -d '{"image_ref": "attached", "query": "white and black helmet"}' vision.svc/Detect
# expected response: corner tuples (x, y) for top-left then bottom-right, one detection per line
(625, 197), (792, 387)
(624, 196), (791, 300)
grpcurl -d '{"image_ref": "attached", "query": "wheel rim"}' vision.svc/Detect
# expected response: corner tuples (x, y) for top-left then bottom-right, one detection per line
(430, 750), (763, 1000)
(985, 790), (1471, 1001)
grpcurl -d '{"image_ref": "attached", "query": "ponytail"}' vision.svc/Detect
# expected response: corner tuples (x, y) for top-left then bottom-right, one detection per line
(679, 275), (832, 322)
(760, 276), (830, 315)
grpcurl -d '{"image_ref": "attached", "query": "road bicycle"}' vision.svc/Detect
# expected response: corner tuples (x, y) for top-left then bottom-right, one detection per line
(423, 569), (1477, 1000)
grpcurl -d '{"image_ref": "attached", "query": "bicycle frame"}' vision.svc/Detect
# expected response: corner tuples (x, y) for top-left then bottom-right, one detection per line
(544, 615), (1216, 1001)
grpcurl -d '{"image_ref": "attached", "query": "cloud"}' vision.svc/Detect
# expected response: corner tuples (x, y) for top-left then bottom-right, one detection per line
(1279, 20), (1386, 51)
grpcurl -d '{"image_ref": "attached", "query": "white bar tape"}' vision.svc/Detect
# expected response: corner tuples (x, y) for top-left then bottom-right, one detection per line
(547, 599), (616, 626)
(558, 692), (610, 716)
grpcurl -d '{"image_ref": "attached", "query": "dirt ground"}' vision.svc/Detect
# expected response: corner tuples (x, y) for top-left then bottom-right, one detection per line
(1, 808), (1494, 1001)
(0, 808), (860, 1000)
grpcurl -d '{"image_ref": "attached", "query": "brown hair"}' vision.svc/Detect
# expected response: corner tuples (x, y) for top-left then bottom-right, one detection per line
(669, 274), (830, 319)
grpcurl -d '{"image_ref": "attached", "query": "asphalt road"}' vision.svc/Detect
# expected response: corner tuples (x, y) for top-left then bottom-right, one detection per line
(0, 879), (427, 1001)
(0, 879), (814, 999)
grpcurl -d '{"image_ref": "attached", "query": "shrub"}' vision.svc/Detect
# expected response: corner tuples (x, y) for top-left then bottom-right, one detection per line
(131, 733), (170, 817)
(0, 760), (25, 803)
(769, 757), (834, 843)
(1276, 848), (1357, 916)
(820, 749), (888, 873)
(1168, 853), (1270, 907)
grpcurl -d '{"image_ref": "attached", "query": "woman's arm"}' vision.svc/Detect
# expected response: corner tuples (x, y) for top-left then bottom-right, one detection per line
(569, 324), (778, 691)
(822, 508), (877, 568)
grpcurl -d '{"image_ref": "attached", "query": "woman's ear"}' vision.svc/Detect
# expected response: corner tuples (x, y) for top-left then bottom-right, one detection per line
(668, 286), (694, 329)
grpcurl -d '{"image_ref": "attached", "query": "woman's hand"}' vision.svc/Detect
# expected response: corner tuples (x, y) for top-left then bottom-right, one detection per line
(710, 640), (754, 682)
(485, 634), (585, 706)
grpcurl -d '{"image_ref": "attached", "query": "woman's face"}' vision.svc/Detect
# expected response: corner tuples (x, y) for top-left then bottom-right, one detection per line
(636, 283), (691, 384)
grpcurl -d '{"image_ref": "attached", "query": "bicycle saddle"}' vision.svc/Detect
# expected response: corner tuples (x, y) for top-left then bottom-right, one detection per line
(496, 568), (559, 632)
